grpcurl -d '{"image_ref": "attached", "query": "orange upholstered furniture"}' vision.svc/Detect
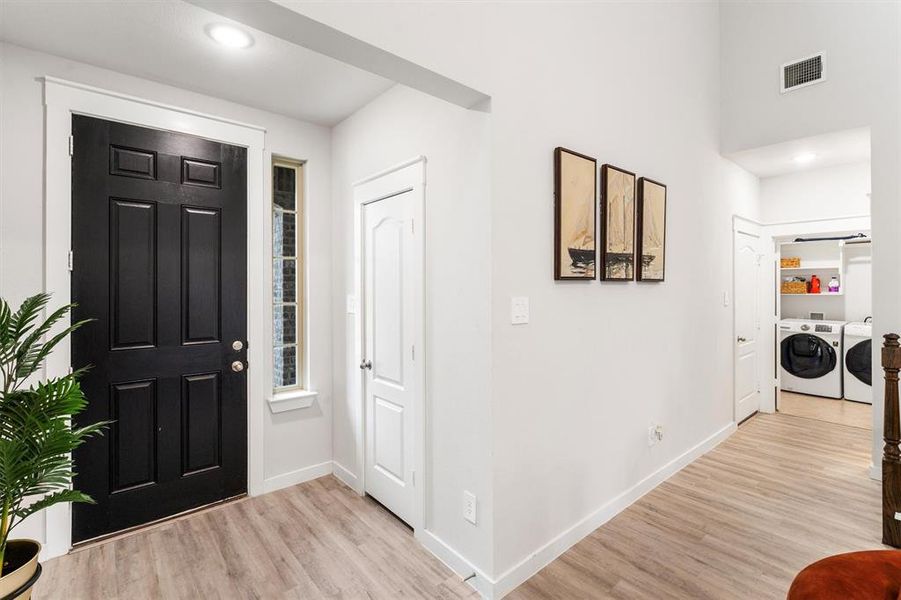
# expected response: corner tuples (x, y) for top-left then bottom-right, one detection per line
(787, 551), (901, 600)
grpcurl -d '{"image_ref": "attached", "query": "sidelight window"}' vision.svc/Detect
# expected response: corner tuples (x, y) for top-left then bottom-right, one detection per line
(272, 160), (304, 390)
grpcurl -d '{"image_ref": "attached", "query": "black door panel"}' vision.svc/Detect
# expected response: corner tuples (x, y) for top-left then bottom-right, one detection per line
(780, 334), (837, 379)
(71, 116), (247, 542)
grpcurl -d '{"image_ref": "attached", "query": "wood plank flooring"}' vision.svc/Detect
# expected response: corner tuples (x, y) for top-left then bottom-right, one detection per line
(778, 390), (872, 430)
(36, 475), (477, 599)
(37, 412), (882, 599)
(509, 413), (883, 599)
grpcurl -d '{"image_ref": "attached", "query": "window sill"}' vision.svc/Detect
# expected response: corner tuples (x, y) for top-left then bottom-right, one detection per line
(267, 389), (318, 413)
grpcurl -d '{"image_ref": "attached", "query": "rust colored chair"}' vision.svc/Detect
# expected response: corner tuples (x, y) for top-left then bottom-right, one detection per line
(787, 551), (901, 600)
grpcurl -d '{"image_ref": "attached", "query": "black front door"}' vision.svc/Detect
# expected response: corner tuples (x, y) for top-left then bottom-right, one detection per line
(71, 116), (247, 542)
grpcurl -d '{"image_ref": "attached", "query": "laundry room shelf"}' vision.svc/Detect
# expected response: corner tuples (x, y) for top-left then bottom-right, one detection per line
(780, 263), (840, 271)
(781, 291), (844, 296)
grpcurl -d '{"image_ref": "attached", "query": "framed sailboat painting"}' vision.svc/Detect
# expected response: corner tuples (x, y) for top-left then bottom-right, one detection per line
(600, 164), (636, 281)
(637, 177), (667, 281)
(554, 147), (597, 280)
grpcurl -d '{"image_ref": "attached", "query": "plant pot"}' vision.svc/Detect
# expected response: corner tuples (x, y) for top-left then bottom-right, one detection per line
(0, 540), (41, 600)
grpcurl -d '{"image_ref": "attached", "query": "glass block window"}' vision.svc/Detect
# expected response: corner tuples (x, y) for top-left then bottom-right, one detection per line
(272, 161), (303, 390)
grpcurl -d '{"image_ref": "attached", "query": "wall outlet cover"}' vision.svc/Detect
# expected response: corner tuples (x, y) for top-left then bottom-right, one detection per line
(511, 296), (529, 325)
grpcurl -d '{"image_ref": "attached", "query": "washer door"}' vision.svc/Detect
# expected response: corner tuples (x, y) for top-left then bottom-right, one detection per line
(845, 339), (872, 386)
(781, 334), (837, 379)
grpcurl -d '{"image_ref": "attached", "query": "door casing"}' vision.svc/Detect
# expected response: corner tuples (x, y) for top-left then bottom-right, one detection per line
(43, 77), (266, 558)
(352, 157), (426, 533)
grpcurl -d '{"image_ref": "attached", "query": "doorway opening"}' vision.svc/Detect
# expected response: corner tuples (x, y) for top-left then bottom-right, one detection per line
(731, 127), (873, 434)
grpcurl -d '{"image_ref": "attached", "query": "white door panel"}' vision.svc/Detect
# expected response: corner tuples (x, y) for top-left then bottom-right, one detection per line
(735, 228), (761, 422)
(363, 189), (416, 525)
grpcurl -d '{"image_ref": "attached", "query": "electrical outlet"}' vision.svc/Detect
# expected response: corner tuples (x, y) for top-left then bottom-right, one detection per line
(647, 424), (664, 447)
(463, 491), (477, 524)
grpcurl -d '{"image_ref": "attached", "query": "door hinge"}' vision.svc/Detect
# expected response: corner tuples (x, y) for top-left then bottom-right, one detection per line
(67, 251), (74, 272)
(412, 470), (416, 486)
(68, 135), (74, 157)
(411, 218), (415, 234)
(412, 345), (415, 360)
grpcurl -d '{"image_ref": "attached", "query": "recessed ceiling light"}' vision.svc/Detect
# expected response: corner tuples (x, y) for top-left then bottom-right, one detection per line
(206, 24), (253, 49)
(793, 152), (817, 164)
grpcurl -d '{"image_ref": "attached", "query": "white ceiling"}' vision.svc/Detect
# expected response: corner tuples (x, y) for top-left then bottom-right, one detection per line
(727, 127), (871, 179)
(0, 0), (395, 126)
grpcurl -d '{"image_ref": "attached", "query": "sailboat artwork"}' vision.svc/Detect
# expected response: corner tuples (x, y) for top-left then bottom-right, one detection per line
(554, 147), (597, 280)
(637, 178), (667, 281)
(600, 164), (636, 280)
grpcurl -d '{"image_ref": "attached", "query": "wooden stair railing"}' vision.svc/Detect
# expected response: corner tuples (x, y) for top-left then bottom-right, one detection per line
(883, 333), (901, 547)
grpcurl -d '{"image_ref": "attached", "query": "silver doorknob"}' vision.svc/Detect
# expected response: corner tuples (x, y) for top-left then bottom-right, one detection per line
(231, 360), (245, 372)
(359, 360), (372, 370)
(232, 340), (244, 351)
(737, 336), (747, 343)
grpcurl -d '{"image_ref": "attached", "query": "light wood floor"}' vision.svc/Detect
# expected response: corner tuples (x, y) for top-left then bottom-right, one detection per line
(510, 412), (883, 599)
(778, 390), (872, 430)
(37, 413), (881, 600)
(36, 475), (477, 599)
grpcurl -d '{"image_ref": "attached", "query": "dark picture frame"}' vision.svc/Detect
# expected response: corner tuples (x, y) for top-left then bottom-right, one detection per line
(637, 177), (667, 282)
(554, 147), (597, 280)
(599, 164), (636, 281)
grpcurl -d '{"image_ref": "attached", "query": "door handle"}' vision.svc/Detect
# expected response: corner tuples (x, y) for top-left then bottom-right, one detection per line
(737, 336), (747, 343)
(359, 360), (372, 370)
(231, 360), (245, 373)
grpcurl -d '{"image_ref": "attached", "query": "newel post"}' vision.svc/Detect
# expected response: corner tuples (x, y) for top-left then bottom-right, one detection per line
(883, 333), (901, 547)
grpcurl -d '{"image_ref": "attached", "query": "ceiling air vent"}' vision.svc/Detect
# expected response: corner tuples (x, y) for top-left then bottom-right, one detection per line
(781, 52), (825, 93)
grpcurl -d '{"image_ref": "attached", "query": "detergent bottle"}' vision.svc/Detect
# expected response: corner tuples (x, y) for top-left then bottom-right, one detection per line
(809, 274), (821, 294)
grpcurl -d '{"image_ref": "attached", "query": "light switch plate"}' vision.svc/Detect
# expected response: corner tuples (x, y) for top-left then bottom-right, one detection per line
(511, 296), (529, 325)
(346, 294), (357, 314)
(463, 491), (477, 524)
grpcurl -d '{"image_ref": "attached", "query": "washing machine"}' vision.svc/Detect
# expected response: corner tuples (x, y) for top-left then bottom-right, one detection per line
(843, 320), (873, 404)
(779, 318), (845, 399)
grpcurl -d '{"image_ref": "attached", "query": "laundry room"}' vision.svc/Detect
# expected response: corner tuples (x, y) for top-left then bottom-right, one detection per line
(731, 127), (873, 430)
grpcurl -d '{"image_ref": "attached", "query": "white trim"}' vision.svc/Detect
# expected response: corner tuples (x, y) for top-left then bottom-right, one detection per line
(353, 157), (427, 533)
(353, 155), (427, 187)
(418, 530), (494, 599)
(733, 213), (870, 228)
(267, 389), (318, 413)
(331, 461), (362, 493)
(489, 422), (737, 599)
(262, 461), (332, 494)
(42, 77), (267, 559)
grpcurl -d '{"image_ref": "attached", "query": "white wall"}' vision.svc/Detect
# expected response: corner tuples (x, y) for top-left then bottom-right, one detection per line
(329, 85), (494, 575)
(0, 42), (333, 550)
(720, 1), (900, 473)
(760, 162), (871, 224)
(288, 2), (760, 594)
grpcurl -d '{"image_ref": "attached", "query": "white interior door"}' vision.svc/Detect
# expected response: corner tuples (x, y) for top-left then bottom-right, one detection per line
(735, 228), (762, 422)
(360, 170), (421, 527)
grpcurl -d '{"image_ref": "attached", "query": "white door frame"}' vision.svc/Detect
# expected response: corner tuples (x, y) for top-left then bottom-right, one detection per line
(42, 77), (267, 558)
(352, 157), (426, 533)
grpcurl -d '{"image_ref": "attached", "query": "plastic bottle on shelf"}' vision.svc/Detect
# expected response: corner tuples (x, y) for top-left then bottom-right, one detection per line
(810, 275), (821, 294)
(828, 277), (840, 293)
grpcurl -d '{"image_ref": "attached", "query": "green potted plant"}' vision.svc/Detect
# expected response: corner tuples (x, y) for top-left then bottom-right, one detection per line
(0, 294), (106, 599)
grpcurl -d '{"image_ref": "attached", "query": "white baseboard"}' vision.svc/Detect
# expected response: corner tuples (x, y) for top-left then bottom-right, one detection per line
(870, 462), (881, 481)
(418, 529), (494, 599)
(491, 421), (737, 598)
(332, 460), (362, 493)
(262, 460), (333, 494)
